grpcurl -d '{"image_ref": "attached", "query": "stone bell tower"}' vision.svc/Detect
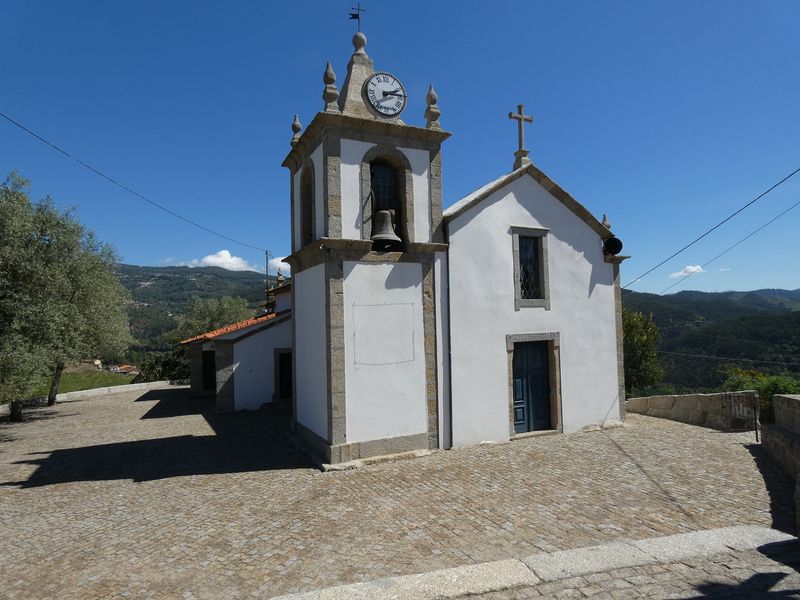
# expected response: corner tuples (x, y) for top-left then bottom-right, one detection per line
(283, 32), (451, 464)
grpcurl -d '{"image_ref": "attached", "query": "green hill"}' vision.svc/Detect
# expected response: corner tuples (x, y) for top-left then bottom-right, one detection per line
(622, 288), (800, 391)
(117, 264), (273, 359)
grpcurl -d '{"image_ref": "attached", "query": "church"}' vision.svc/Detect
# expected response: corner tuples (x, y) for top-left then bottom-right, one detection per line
(183, 31), (627, 465)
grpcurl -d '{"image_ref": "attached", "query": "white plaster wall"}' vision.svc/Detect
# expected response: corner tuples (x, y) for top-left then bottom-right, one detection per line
(292, 169), (301, 252)
(435, 251), (451, 449)
(232, 319), (291, 411)
(275, 292), (291, 313)
(310, 143), (324, 239)
(294, 263), (328, 440)
(447, 175), (620, 446)
(343, 261), (428, 444)
(340, 138), (375, 240)
(399, 146), (431, 243)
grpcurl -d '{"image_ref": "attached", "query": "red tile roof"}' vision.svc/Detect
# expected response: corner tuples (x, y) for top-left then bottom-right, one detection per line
(180, 311), (285, 345)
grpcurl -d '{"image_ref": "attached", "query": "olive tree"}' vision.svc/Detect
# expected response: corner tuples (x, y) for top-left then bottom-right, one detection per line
(0, 172), (132, 417)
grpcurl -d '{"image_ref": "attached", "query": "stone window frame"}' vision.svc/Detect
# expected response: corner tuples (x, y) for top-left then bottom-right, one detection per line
(510, 226), (550, 311)
(360, 144), (415, 246)
(506, 332), (563, 437)
(299, 158), (316, 249)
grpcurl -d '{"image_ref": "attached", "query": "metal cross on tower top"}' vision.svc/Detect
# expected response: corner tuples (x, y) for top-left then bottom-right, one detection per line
(508, 104), (534, 169)
(349, 3), (366, 32)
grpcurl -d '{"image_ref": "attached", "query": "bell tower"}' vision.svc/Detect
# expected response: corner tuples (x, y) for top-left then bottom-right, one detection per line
(283, 32), (450, 464)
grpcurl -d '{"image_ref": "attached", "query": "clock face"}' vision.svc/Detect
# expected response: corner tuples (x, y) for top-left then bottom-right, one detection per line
(364, 72), (407, 117)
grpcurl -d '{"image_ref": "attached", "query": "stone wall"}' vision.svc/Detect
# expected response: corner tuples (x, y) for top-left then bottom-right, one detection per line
(626, 391), (758, 430)
(761, 395), (800, 481)
(760, 395), (800, 535)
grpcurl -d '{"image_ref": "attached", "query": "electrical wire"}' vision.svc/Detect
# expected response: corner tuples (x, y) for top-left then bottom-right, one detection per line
(657, 350), (800, 368)
(624, 166), (800, 288)
(660, 197), (800, 294)
(0, 110), (267, 253)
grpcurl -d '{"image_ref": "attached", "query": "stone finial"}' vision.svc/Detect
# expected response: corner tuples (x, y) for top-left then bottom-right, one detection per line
(322, 62), (340, 113)
(353, 31), (367, 55)
(424, 84), (441, 130)
(290, 114), (302, 146)
(602, 214), (612, 229)
(276, 269), (285, 285)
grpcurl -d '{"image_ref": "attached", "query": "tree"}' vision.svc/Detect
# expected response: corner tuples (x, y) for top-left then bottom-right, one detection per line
(721, 368), (800, 422)
(622, 308), (664, 396)
(173, 296), (253, 342)
(0, 172), (132, 417)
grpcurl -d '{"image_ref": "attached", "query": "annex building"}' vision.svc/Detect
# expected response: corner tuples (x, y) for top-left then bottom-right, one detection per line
(183, 31), (627, 464)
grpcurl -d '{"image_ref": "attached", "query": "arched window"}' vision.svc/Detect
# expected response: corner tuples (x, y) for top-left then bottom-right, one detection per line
(299, 163), (314, 248)
(370, 160), (403, 242)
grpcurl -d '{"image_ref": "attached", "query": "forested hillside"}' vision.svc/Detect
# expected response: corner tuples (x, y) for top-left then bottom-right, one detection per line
(622, 288), (800, 391)
(117, 264), (271, 359)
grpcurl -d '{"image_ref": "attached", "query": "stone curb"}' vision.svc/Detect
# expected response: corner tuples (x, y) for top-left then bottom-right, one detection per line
(270, 526), (795, 600)
(0, 381), (181, 416)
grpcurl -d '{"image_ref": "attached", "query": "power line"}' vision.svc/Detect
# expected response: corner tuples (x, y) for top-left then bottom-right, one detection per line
(0, 110), (266, 253)
(623, 166), (800, 289)
(657, 350), (800, 368)
(661, 196), (800, 294)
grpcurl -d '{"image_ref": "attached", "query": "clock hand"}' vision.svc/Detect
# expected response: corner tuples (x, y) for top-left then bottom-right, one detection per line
(382, 89), (406, 98)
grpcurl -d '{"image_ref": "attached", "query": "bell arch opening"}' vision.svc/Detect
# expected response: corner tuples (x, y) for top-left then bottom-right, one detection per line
(360, 145), (415, 248)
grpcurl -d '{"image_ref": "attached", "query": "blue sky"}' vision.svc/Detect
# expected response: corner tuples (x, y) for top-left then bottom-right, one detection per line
(1, 1), (798, 294)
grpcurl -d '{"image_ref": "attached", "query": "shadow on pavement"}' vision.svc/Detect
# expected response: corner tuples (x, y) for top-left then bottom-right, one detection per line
(685, 540), (800, 598)
(746, 443), (796, 535)
(2, 387), (314, 488)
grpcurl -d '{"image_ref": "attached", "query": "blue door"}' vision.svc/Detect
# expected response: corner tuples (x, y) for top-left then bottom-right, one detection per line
(513, 341), (551, 433)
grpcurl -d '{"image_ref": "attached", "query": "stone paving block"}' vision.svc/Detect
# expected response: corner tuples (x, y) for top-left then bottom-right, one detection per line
(273, 559), (538, 600)
(522, 542), (653, 582)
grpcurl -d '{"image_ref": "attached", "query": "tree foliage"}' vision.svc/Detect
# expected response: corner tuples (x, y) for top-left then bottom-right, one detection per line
(622, 308), (664, 396)
(0, 172), (132, 413)
(173, 296), (252, 342)
(721, 368), (800, 422)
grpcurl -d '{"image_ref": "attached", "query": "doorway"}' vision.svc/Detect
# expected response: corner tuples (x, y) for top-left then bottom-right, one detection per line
(201, 350), (216, 392)
(274, 348), (293, 415)
(512, 340), (553, 433)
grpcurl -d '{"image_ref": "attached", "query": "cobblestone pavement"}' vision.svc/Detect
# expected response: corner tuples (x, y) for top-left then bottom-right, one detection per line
(0, 387), (794, 599)
(465, 543), (800, 599)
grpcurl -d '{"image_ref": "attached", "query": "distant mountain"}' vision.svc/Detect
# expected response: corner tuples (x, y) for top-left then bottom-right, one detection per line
(622, 288), (800, 391)
(117, 264), (275, 358)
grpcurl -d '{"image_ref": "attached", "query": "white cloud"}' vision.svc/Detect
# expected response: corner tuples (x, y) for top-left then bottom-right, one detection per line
(669, 265), (705, 278)
(269, 256), (291, 275)
(179, 249), (262, 272)
(718, 267), (732, 272)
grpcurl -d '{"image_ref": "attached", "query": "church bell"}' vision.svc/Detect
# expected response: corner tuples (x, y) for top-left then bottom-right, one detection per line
(370, 209), (402, 247)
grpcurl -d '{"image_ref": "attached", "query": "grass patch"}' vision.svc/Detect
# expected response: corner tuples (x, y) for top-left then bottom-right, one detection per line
(29, 371), (136, 398)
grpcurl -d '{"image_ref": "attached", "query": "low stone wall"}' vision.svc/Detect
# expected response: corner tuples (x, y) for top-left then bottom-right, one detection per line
(761, 395), (800, 481)
(626, 390), (758, 430)
(760, 395), (800, 534)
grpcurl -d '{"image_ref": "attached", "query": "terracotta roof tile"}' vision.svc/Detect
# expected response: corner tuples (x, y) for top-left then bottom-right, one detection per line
(180, 312), (285, 345)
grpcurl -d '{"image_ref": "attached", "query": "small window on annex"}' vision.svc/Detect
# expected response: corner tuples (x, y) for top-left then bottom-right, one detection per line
(369, 160), (403, 243)
(512, 227), (550, 311)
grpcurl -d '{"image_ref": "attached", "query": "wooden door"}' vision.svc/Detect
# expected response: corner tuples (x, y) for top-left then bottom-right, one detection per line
(512, 341), (551, 433)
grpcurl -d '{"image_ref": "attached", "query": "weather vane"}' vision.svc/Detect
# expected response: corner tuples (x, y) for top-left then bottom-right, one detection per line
(349, 3), (366, 32)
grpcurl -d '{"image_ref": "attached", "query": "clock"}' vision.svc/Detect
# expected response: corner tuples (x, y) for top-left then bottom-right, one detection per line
(364, 72), (407, 117)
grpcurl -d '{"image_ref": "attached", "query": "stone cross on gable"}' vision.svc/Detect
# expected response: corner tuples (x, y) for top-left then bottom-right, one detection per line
(508, 104), (534, 169)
